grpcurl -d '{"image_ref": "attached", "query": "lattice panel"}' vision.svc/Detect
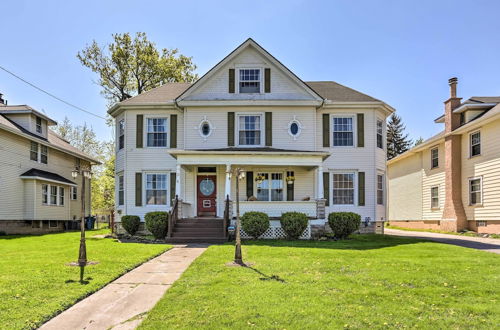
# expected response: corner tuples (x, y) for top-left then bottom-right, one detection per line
(239, 225), (311, 240)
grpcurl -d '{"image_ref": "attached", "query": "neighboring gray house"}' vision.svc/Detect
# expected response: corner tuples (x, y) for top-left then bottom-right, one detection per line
(108, 39), (394, 241)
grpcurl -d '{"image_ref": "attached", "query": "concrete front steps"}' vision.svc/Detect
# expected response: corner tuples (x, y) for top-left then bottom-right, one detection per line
(165, 218), (228, 243)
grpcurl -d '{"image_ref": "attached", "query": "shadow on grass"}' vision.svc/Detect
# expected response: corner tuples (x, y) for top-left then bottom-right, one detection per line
(228, 234), (431, 251)
(0, 229), (109, 240)
(242, 265), (286, 283)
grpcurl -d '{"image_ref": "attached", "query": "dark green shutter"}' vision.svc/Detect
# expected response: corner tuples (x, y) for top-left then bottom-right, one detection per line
(135, 173), (142, 206)
(323, 172), (329, 206)
(229, 69), (235, 93)
(286, 171), (294, 201)
(246, 171), (253, 199)
(264, 68), (271, 93)
(357, 113), (364, 147)
(170, 114), (177, 148)
(136, 115), (143, 148)
(228, 112), (235, 146)
(322, 114), (330, 147)
(358, 172), (365, 206)
(170, 172), (176, 202)
(265, 112), (272, 146)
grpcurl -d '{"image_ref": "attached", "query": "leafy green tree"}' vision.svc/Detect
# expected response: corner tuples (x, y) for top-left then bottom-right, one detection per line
(414, 136), (424, 146)
(387, 113), (412, 160)
(77, 32), (198, 106)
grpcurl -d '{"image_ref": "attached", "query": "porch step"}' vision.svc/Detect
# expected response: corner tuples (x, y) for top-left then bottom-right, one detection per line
(165, 237), (228, 243)
(168, 217), (226, 243)
(173, 228), (223, 234)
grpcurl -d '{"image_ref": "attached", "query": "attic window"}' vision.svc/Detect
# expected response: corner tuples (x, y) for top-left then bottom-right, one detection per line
(239, 69), (260, 93)
(36, 117), (42, 134)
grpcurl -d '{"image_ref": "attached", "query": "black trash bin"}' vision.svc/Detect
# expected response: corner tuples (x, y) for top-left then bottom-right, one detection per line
(85, 216), (96, 230)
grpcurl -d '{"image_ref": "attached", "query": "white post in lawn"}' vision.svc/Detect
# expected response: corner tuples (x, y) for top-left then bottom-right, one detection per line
(225, 164), (232, 200)
(175, 164), (181, 199)
(316, 165), (324, 199)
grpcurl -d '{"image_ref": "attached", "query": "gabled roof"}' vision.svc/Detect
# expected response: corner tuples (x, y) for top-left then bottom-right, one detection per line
(20, 168), (76, 186)
(306, 81), (380, 102)
(0, 104), (57, 125)
(118, 83), (192, 105)
(176, 38), (324, 102)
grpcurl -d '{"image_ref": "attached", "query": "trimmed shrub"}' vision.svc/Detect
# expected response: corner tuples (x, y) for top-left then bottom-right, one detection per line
(280, 212), (308, 239)
(328, 212), (361, 239)
(241, 211), (270, 239)
(145, 211), (169, 239)
(121, 215), (140, 236)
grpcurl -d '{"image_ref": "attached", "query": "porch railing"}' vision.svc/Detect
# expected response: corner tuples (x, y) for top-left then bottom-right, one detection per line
(167, 195), (179, 238)
(223, 194), (230, 238)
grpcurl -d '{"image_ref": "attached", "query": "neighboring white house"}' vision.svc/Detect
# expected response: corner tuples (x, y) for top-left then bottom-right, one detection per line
(108, 38), (394, 241)
(0, 96), (99, 234)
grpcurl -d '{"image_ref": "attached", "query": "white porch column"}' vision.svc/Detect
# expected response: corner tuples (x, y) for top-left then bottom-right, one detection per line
(225, 164), (232, 200)
(316, 165), (324, 199)
(175, 164), (181, 199)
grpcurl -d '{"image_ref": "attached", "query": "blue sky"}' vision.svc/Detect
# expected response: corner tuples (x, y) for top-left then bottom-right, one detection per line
(1, 0), (499, 142)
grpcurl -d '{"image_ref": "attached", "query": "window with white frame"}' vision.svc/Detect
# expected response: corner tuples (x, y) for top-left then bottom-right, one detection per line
(469, 177), (482, 205)
(332, 117), (354, 147)
(59, 187), (65, 206)
(30, 141), (38, 161)
(377, 119), (383, 149)
(146, 174), (168, 205)
(41, 145), (48, 164)
(36, 117), (42, 134)
(255, 172), (284, 201)
(377, 174), (384, 205)
(146, 118), (168, 147)
(431, 147), (439, 169)
(239, 69), (260, 93)
(332, 173), (355, 205)
(431, 186), (439, 209)
(118, 175), (124, 206)
(71, 186), (77, 200)
(118, 119), (125, 150)
(238, 115), (262, 146)
(42, 184), (48, 204)
(50, 186), (57, 205)
(470, 131), (481, 157)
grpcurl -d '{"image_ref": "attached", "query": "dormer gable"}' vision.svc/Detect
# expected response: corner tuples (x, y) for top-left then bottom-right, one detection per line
(176, 38), (323, 105)
(0, 104), (57, 139)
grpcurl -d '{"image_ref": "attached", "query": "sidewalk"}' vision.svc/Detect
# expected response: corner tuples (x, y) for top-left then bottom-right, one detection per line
(385, 228), (500, 254)
(41, 244), (209, 330)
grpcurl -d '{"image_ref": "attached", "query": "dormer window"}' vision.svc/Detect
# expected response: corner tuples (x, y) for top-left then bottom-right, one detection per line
(239, 69), (260, 93)
(36, 117), (42, 134)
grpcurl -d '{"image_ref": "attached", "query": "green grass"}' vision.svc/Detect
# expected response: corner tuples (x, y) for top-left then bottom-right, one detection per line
(0, 229), (170, 329)
(387, 225), (500, 239)
(141, 235), (500, 329)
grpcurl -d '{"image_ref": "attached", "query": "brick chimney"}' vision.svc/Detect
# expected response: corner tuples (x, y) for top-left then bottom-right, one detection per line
(0, 93), (5, 105)
(441, 77), (467, 232)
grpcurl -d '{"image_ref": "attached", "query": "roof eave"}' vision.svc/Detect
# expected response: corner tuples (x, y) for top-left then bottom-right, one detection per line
(108, 102), (178, 117)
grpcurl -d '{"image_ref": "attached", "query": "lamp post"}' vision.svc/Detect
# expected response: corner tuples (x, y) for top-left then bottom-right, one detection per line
(71, 167), (92, 282)
(234, 168), (245, 265)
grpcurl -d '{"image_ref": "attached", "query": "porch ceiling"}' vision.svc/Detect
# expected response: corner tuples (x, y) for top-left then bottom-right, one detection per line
(169, 148), (330, 166)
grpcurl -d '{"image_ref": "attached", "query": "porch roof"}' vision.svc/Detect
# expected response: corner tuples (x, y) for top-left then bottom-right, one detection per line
(169, 148), (330, 166)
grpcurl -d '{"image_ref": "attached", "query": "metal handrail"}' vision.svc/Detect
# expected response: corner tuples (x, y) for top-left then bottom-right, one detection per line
(223, 194), (230, 238)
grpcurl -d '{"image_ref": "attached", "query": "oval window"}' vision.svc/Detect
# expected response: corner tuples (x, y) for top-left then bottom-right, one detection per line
(290, 122), (299, 136)
(201, 122), (210, 136)
(200, 178), (215, 196)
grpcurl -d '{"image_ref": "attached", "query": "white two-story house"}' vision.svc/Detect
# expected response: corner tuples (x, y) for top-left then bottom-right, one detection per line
(108, 39), (394, 241)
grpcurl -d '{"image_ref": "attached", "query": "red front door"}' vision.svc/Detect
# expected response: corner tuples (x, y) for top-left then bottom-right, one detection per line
(197, 175), (217, 217)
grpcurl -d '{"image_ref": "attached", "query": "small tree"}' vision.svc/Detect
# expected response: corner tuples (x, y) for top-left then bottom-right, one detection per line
(387, 113), (412, 160)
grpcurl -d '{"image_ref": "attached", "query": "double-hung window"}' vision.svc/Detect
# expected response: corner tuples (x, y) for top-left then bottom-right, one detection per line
(59, 187), (65, 206)
(30, 142), (39, 161)
(146, 174), (168, 205)
(71, 186), (77, 200)
(118, 119), (125, 150)
(255, 172), (284, 201)
(118, 175), (124, 206)
(36, 117), (42, 134)
(431, 147), (439, 169)
(469, 177), (482, 205)
(333, 173), (355, 205)
(377, 119), (383, 149)
(146, 118), (168, 147)
(238, 115), (262, 146)
(377, 174), (384, 205)
(431, 186), (439, 209)
(332, 117), (354, 147)
(239, 69), (260, 93)
(50, 186), (58, 205)
(470, 131), (481, 157)
(42, 184), (48, 204)
(41, 145), (48, 164)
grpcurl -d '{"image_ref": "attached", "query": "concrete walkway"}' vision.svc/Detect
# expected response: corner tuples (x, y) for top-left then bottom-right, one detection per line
(385, 228), (500, 254)
(41, 244), (209, 330)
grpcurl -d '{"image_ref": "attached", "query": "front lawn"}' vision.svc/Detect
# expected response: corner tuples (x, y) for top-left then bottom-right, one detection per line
(0, 229), (170, 329)
(141, 235), (500, 329)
